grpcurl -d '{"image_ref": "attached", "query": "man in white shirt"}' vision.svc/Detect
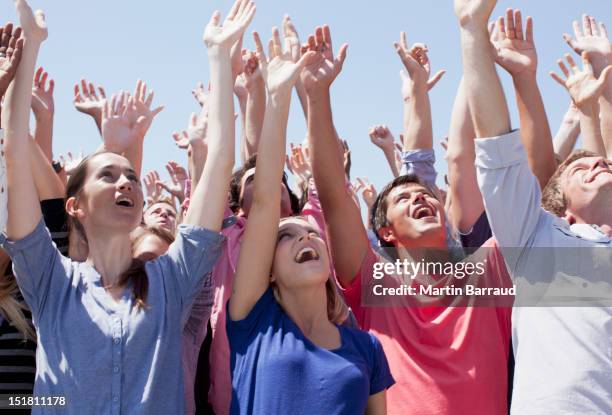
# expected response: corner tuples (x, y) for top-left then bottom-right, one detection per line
(454, 0), (612, 413)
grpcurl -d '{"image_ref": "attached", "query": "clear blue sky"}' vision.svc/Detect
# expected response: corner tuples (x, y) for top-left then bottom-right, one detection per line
(0, 0), (609, 200)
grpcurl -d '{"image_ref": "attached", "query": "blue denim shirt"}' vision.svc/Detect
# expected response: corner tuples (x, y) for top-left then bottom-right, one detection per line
(1, 220), (224, 414)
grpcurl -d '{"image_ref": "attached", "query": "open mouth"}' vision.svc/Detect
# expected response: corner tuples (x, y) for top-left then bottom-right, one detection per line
(115, 196), (134, 208)
(294, 247), (320, 264)
(412, 205), (435, 219)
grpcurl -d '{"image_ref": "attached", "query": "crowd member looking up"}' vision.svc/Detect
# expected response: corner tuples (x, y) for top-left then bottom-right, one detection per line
(0, 0), (250, 413)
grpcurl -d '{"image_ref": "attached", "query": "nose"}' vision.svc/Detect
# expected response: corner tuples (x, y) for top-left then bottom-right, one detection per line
(297, 232), (311, 242)
(159, 211), (168, 219)
(591, 158), (608, 170)
(117, 174), (132, 192)
(412, 191), (426, 203)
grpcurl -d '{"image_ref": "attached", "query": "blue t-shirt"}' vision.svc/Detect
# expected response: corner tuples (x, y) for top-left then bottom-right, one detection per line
(227, 287), (395, 415)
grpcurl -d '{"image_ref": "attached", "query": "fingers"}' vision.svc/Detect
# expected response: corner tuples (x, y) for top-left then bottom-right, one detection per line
(34, 66), (42, 85)
(98, 86), (106, 99)
(253, 31), (266, 62)
(589, 16), (598, 37)
(400, 31), (408, 51)
(583, 14), (592, 37)
(496, 16), (507, 41)
(48, 79), (54, 94)
(572, 20), (582, 40)
(581, 51), (593, 75)
(557, 58), (570, 78)
(599, 22), (608, 40)
(505, 9), (515, 39)
(271, 26), (282, 58)
(335, 43), (348, 68)
(322, 25), (333, 54)
(565, 53), (579, 74)
(525, 16), (534, 44)
(427, 69), (446, 89)
(209, 10), (221, 28)
(514, 9), (523, 41)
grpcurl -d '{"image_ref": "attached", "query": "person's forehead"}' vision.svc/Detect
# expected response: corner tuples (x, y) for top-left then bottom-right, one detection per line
(279, 217), (315, 231)
(147, 202), (175, 214)
(388, 182), (430, 198)
(90, 153), (132, 171)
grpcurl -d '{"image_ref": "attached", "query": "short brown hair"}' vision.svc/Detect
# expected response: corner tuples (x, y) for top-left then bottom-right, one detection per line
(371, 174), (437, 247)
(542, 150), (597, 217)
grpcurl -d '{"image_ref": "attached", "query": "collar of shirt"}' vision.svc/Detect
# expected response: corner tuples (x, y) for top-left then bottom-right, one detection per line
(553, 216), (612, 243)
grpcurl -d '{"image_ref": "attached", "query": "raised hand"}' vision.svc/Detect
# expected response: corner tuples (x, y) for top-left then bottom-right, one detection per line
(397, 32), (445, 97)
(563, 15), (611, 72)
(454, 0), (498, 29)
(73, 79), (106, 123)
(58, 150), (84, 176)
(368, 125), (395, 152)
(156, 161), (188, 203)
(254, 28), (316, 95)
(299, 26), (348, 94)
(14, 0), (47, 42)
(192, 81), (209, 109)
(126, 79), (164, 139)
(283, 15), (301, 63)
(354, 177), (377, 211)
(203, 0), (256, 50)
(172, 130), (189, 150)
(0, 23), (23, 99)
(31, 66), (54, 120)
(490, 9), (537, 78)
(550, 52), (612, 109)
(100, 91), (142, 154)
(288, 143), (312, 183)
(143, 170), (162, 203)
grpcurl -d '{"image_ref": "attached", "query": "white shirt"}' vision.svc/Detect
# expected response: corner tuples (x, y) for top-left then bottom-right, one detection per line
(475, 130), (612, 414)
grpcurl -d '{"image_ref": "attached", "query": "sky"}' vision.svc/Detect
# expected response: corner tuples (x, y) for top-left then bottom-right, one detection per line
(0, 0), (610, 207)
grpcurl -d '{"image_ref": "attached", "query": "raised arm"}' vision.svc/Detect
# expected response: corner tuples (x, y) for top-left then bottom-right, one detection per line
(30, 66), (54, 161)
(302, 26), (363, 286)
(455, 0), (511, 138)
(550, 53), (612, 157)
(553, 102), (581, 161)
(229, 27), (313, 320)
(239, 46), (265, 161)
(490, 9), (556, 188)
(563, 15), (612, 158)
(3, 1), (45, 240)
(394, 33), (443, 151)
(184, 0), (255, 230)
(368, 125), (400, 178)
(73, 78), (106, 134)
(446, 78), (484, 233)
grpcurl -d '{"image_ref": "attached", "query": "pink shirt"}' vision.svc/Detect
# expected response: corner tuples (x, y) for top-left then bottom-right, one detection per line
(343, 238), (512, 415)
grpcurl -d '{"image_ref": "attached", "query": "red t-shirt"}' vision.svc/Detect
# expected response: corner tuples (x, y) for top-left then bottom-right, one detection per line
(342, 238), (512, 415)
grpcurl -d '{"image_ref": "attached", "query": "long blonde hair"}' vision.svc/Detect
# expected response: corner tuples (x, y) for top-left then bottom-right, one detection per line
(0, 271), (35, 340)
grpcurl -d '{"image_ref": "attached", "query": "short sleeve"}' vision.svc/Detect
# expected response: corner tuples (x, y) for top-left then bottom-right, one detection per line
(0, 219), (71, 319)
(368, 333), (395, 395)
(226, 286), (278, 351)
(400, 149), (437, 189)
(153, 224), (224, 315)
(340, 247), (379, 324)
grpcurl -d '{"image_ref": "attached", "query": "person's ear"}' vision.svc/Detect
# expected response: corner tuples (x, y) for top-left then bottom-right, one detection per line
(378, 226), (397, 244)
(65, 196), (85, 220)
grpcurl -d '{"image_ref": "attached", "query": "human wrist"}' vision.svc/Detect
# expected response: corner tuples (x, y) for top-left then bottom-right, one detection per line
(512, 71), (537, 87)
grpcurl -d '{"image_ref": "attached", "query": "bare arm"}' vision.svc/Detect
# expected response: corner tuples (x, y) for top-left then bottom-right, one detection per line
(240, 47), (266, 161)
(455, 0), (511, 139)
(563, 15), (612, 158)
(4, 2), (45, 240)
(303, 26), (363, 286)
(31, 66), (54, 162)
(550, 53), (612, 157)
(490, 9), (556, 187)
(446, 79), (484, 233)
(553, 103), (580, 161)
(185, 1), (255, 230)
(29, 137), (64, 200)
(230, 28), (313, 320)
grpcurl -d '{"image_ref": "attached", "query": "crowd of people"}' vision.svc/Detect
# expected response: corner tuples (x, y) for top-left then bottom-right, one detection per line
(0, 0), (611, 414)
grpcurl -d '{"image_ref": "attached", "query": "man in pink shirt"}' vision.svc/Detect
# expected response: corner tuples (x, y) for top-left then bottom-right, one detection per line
(304, 21), (513, 415)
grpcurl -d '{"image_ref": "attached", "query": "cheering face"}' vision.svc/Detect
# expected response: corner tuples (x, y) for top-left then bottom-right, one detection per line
(239, 167), (293, 218)
(271, 217), (330, 291)
(69, 153), (144, 234)
(380, 182), (445, 248)
(562, 156), (612, 224)
(144, 202), (177, 234)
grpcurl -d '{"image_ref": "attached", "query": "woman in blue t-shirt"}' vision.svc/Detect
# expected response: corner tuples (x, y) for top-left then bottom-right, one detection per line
(227, 27), (394, 415)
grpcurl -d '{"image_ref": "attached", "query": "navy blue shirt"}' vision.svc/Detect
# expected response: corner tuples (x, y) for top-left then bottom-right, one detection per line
(227, 287), (394, 415)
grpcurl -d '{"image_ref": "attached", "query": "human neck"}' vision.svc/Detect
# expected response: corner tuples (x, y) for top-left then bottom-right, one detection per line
(277, 284), (334, 339)
(85, 227), (133, 287)
(573, 210), (612, 237)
